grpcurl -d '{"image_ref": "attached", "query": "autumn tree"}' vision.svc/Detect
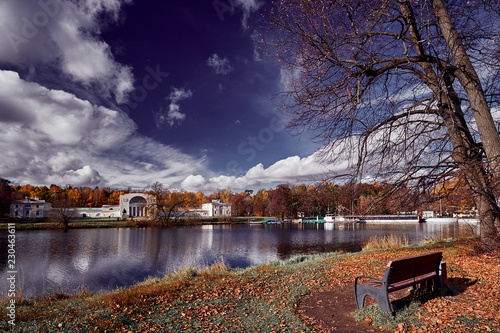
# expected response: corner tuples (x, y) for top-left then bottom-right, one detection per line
(230, 192), (248, 216)
(269, 184), (294, 218)
(12, 184), (35, 200)
(429, 176), (476, 214)
(108, 190), (126, 205)
(267, 0), (500, 249)
(253, 189), (271, 216)
(293, 184), (312, 216)
(146, 182), (185, 227)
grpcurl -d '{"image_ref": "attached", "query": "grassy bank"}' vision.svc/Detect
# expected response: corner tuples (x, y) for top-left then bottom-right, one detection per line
(1, 238), (499, 332)
(0, 217), (252, 231)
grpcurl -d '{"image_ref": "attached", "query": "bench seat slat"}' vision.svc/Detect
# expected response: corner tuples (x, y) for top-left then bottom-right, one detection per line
(388, 272), (438, 292)
(360, 272), (438, 291)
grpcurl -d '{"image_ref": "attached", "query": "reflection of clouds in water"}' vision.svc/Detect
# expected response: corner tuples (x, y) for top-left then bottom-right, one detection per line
(73, 254), (90, 272)
(46, 262), (68, 285)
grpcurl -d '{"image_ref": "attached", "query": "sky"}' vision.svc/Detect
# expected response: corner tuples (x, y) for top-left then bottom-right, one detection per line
(0, 0), (342, 193)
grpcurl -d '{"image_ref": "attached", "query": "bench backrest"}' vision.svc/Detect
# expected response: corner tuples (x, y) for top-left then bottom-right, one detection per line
(383, 252), (442, 285)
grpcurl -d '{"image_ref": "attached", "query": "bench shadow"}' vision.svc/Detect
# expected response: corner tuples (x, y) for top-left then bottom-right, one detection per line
(443, 277), (478, 296)
(389, 278), (477, 312)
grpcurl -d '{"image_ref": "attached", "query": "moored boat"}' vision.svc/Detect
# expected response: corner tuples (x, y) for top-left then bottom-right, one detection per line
(325, 214), (422, 223)
(324, 214), (351, 222)
(425, 217), (458, 223)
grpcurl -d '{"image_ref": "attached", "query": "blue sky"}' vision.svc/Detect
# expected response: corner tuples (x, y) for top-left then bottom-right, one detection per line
(0, 0), (339, 192)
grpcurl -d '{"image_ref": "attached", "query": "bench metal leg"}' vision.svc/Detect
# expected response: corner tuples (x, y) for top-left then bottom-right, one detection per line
(354, 284), (392, 314)
(439, 261), (447, 288)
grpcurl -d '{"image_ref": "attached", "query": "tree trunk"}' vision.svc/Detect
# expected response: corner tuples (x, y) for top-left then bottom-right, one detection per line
(398, 0), (500, 247)
(432, 0), (500, 182)
(431, 0), (500, 243)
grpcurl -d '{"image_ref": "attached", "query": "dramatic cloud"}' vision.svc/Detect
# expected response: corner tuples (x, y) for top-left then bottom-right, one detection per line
(153, 87), (193, 128)
(0, 70), (205, 187)
(0, 0), (134, 104)
(180, 152), (342, 192)
(207, 54), (234, 75)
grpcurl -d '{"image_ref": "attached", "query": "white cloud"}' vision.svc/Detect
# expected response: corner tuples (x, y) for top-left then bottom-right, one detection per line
(207, 54), (234, 75)
(180, 151), (345, 192)
(232, 0), (262, 27)
(48, 165), (102, 186)
(153, 87), (193, 127)
(0, 70), (205, 188)
(0, 0), (134, 104)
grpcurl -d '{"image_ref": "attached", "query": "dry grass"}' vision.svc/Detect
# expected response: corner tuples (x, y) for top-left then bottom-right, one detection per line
(362, 234), (410, 251)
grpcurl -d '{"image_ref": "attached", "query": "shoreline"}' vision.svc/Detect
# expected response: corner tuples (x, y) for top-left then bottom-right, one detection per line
(0, 216), (481, 231)
(0, 217), (252, 231)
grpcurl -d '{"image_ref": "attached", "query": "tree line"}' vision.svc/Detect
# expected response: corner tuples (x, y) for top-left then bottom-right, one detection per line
(0, 177), (476, 219)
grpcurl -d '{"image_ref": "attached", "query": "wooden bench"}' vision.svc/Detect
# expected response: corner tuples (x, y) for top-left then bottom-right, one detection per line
(354, 252), (445, 314)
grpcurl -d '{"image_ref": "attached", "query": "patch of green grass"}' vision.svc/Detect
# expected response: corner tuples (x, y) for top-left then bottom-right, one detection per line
(353, 287), (444, 330)
(352, 299), (425, 330)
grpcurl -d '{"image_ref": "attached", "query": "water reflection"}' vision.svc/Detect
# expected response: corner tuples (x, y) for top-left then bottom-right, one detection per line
(0, 221), (474, 298)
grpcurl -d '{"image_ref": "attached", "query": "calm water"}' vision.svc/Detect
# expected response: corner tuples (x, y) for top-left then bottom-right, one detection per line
(0, 221), (475, 299)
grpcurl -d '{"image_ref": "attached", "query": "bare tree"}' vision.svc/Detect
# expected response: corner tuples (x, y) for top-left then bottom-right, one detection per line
(50, 194), (77, 230)
(266, 0), (500, 248)
(146, 182), (185, 227)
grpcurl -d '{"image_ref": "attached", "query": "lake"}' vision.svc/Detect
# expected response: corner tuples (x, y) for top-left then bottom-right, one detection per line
(0, 221), (476, 299)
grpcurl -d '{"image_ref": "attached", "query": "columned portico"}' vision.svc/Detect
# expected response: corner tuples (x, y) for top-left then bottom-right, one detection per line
(119, 193), (152, 218)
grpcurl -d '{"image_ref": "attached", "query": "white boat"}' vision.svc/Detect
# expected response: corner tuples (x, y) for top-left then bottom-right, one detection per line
(324, 214), (363, 222)
(425, 217), (458, 223)
(325, 214), (422, 223)
(324, 214), (351, 222)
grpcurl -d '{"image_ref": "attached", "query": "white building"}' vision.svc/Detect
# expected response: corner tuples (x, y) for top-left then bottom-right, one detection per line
(74, 193), (153, 219)
(75, 205), (121, 218)
(9, 194), (232, 220)
(10, 197), (52, 218)
(422, 211), (436, 219)
(119, 193), (152, 218)
(201, 200), (232, 217)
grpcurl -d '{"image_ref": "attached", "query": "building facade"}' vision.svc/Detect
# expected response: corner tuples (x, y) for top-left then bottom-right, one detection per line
(10, 197), (52, 218)
(9, 194), (232, 220)
(75, 205), (121, 218)
(201, 200), (232, 217)
(119, 193), (152, 218)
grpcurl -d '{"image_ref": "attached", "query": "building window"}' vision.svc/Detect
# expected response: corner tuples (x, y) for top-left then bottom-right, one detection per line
(15, 211), (18, 216)
(36, 210), (40, 216)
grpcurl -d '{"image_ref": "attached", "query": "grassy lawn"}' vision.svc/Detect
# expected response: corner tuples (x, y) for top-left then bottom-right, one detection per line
(1, 238), (499, 332)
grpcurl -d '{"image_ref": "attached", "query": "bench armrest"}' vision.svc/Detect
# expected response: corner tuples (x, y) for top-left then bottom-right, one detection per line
(355, 276), (383, 285)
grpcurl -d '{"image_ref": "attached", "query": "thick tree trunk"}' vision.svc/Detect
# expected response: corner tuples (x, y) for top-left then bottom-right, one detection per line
(429, 0), (500, 245)
(432, 0), (500, 182)
(401, 0), (500, 247)
(438, 92), (498, 243)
